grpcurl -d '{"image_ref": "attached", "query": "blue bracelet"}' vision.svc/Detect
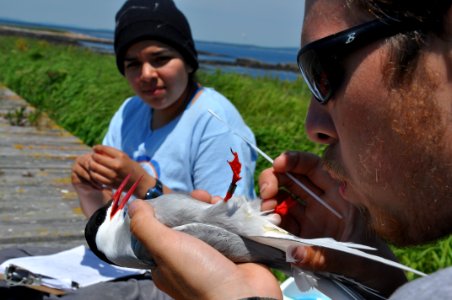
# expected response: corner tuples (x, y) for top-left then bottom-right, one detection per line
(144, 179), (163, 199)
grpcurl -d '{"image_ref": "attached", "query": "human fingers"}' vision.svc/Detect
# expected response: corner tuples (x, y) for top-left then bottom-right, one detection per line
(259, 167), (304, 232)
(71, 155), (90, 182)
(291, 244), (407, 297)
(128, 200), (278, 299)
(274, 151), (338, 192)
(91, 147), (140, 187)
(92, 145), (138, 178)
(91, 145), (131, 177)
(290, 246), (328, 272)
(258, 152), (324, 207)
(92, 144), (120, 158)
(190, 190), (223, 204)
(190, 190), (211, 203)
(258, 166), (280, 201)
(266, 151), (347, 215)
(91, 147), (118, 171)
(88, 155), (118, 187)
(71, 154), (103, 189)
(259, 153), (352, 239)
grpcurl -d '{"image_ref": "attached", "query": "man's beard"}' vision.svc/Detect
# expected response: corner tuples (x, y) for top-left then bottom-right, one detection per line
(320, 61), (452, 246)
(322, 146), (348, 183)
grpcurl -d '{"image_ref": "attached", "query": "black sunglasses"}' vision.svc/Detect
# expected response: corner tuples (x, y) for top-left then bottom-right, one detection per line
(297, 17), (421, 104)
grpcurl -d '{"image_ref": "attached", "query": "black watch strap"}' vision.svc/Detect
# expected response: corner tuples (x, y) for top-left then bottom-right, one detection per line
(144, 179), (164, 199)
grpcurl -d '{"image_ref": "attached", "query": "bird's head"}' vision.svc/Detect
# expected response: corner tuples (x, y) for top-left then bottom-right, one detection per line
(84, 199), (114, 264)
(85, 174), (146, 267)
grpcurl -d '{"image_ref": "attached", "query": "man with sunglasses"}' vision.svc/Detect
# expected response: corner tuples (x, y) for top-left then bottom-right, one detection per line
(125, 0), (452, 299)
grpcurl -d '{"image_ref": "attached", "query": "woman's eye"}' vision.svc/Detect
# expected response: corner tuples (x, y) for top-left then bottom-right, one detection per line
(153, 56), (171, 65)
(125, 61), (140, 69)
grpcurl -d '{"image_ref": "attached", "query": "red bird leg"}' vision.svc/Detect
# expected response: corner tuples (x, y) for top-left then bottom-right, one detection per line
(224, 183), (237, 203)
(224, 149), (242, 202)
(110, 174), (132, 219)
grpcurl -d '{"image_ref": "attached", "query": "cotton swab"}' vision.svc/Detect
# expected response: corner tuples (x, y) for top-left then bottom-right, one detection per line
(208, 109), (342, 219)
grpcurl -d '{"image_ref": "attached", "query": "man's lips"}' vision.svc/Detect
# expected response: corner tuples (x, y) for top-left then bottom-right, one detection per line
(322, 150), (349, 199)
(325, 168), (348, 198)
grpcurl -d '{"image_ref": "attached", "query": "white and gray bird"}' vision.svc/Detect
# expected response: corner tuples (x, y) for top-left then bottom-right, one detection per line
(85, 174), (425, 299)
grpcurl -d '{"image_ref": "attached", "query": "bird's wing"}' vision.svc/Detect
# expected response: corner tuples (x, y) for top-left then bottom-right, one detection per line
(249, 232), (425, 277)
(173, 222), (289, 271)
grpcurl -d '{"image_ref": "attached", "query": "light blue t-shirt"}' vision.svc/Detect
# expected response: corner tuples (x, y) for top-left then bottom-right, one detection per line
(103, 87), (257, 199)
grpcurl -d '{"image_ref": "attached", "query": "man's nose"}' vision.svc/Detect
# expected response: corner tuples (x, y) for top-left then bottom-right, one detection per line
(305, 97), (338, 145)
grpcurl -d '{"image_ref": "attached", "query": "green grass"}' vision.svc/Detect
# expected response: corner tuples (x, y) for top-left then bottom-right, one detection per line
(0, 35), (451, 280)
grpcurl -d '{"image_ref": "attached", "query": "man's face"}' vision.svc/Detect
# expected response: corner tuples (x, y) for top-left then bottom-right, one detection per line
(303, 0), (452, 245)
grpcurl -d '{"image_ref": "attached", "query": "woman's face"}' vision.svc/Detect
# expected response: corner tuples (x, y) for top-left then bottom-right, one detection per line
(303, 0), (452, 245)
(123, 40), (192, 110)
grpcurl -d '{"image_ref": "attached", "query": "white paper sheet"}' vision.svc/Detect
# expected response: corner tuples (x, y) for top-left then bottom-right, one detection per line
(0, 245), (145, 290)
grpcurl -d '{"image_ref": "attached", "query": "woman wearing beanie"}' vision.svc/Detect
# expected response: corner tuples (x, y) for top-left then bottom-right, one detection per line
(72, 0), (257, 218)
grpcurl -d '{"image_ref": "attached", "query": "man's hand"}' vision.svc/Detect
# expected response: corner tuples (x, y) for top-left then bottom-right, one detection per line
(258, 151), (407, 296)
(259, 151), (358, 240)
(128, 199), (282, 300)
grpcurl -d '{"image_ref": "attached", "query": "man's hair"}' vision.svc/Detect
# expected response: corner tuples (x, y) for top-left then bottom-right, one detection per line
(350, 0), (452, 85)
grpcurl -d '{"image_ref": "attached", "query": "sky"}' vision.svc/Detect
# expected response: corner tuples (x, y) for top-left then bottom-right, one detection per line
(0, 0), (304, 48)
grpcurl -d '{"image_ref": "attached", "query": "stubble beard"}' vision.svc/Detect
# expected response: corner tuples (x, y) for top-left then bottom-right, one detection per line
(321, 59), (452, 246)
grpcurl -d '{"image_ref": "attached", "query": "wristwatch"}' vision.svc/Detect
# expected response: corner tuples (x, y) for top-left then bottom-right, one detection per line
(144, 178), (164, 199)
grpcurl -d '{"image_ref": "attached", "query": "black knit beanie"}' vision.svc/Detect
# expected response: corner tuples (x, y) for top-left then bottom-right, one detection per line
(114, 0), (198, 75)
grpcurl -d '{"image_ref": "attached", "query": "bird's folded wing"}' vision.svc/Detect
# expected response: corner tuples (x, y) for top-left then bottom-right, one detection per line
(249, 232), (426, 277)
(173, 222), (287, 269)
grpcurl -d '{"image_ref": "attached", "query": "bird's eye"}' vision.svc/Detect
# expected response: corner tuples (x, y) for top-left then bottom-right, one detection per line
(95, 212), (104, 226)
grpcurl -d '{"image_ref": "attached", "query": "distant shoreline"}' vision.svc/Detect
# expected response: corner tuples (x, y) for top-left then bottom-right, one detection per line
(0, 25), (112, 45)
(0, 24), (298, 73)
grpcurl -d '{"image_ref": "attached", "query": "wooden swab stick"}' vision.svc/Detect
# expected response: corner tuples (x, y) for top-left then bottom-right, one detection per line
(208, 109), (342, 219)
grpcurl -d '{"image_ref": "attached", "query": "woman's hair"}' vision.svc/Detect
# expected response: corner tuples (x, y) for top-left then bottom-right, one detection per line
(349, 0), (452, 85)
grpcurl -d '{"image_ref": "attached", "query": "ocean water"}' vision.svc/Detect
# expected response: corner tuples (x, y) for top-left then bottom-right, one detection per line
(0, 18), (301, 81)
(74, 27), (301, 81)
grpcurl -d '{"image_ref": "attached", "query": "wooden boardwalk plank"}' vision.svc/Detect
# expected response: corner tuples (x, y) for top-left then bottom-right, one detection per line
(0, 86), (90, 249)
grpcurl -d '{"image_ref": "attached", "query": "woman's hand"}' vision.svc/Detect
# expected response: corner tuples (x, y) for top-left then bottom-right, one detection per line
(89, 145), (166, 198)
(71, 153), (102, 190)
(128, 199), (282, 300)
(89, 145), (147, 190)
(71, 152), (111, 218)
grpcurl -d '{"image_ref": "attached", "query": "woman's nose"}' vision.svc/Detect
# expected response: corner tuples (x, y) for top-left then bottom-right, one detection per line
(140, 62), (157, 80)
(305, 97), (338, 145)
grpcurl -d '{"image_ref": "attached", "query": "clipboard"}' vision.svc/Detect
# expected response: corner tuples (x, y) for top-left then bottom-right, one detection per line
(0, 245), (146, 295)
(0, 265), (67, 295)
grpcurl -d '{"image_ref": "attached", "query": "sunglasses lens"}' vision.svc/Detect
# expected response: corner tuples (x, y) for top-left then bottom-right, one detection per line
(298, 49), (332, 104)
